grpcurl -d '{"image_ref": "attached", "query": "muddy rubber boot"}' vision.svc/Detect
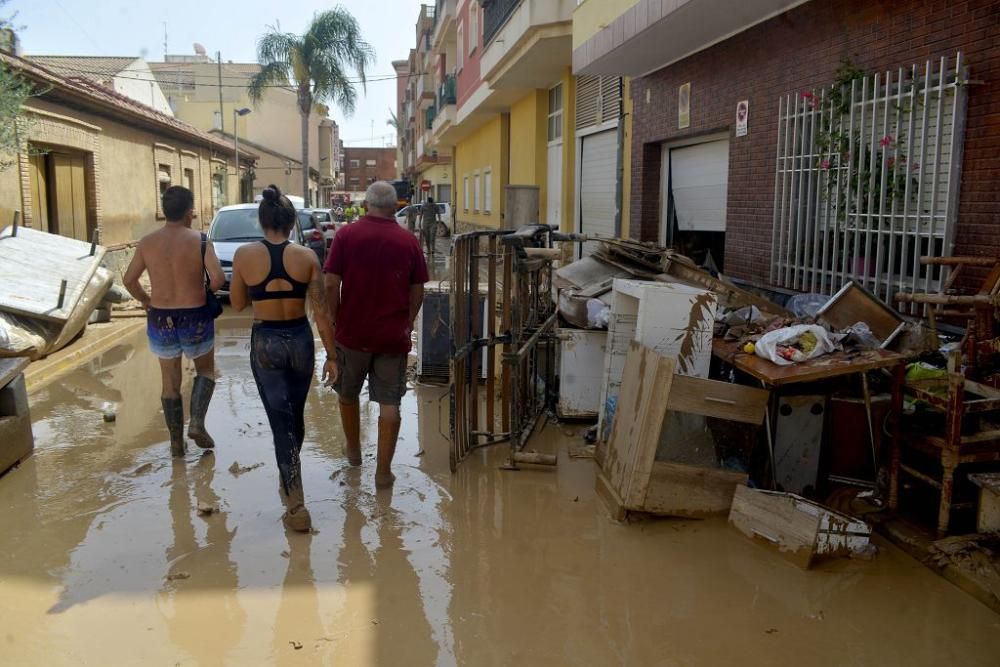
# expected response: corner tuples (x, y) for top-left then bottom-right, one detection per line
(281, 482), (312, 533)
(339, 401), (362, 466)
(188, 375), (216, 449)
(162, 397), (186, 458)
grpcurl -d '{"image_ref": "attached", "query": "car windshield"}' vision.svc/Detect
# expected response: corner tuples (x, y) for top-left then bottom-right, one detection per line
(210, 209), (262, 241)
(297, 211), (316, 231)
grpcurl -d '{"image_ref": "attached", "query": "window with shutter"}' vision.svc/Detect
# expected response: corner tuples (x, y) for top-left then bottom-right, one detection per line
(575, 75), (601, 131)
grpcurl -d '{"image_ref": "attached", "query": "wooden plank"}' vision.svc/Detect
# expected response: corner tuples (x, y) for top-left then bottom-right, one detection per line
(667, 375), (769, 425)
(712, 339), (905, 387)
(595, 471), (627, 522)
(0, 225), (105, 322)
(658, 262), (792, 317)
(643, 462), (747, 517)
(728, 485), (819, 569)
(603, 342), (675, 508)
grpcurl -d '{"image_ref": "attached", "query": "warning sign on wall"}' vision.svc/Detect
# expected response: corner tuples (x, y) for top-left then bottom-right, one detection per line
(736, 100), (749, 137)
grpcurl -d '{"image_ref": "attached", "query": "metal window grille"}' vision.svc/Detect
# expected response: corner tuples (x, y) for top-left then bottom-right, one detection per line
(770, 53), (968, 311)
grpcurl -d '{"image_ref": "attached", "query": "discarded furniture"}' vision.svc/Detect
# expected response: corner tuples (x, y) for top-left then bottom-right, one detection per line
(596, 343), (770, 521)
(713, 339), (907, 491)
(891, 374), (1000, 536)
(0, 219), (112, 359)
(556, 328), (606, 419)
(729, 486), (874, 569)
(968, 473), (1000, 533)
(597, 278), (717, 442)
(818, 281), (905, 348)
(773, 395), (826, 496)
(450, 225), (585, 471)
(896, 256), (1000, 375)
(0, 357), (33, 476)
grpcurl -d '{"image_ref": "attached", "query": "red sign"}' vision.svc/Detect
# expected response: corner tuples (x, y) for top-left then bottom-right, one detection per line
(420, 179), (432, 192)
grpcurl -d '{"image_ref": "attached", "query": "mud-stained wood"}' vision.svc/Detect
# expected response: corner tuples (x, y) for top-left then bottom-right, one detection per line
(602, 342), (676, 508)
(0, 358), (29, 387)
(729, 485), (818, 569)
(644, 463), (747, 517)
(595, 471), (627, 522)
(818, 281), (904, 345)
(667, 375), (769, 425)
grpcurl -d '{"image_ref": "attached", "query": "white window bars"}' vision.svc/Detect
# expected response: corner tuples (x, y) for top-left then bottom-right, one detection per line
(770, 53), (968, 312)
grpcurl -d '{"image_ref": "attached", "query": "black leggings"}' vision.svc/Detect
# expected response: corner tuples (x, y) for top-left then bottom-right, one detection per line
(250, 319), (314, 494)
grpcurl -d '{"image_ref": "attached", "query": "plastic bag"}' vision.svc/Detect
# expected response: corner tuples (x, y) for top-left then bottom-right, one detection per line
(844, 321), (881, 349)
(786, 293), (829, 318)
(721, 305), (764, 326)
(0, 312), (52, 359)
(586, 298), (610, 329)
(754, 324), (840, 365)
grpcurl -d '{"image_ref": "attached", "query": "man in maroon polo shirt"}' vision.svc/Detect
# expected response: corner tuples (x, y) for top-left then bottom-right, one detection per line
(324, 181), (429, 489)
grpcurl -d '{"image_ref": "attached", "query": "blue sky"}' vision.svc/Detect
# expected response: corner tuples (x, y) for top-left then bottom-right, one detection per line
(9, 0), (424, 146)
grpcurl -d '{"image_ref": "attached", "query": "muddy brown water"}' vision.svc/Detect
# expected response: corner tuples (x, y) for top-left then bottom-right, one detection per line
(1, 311), (998, 666)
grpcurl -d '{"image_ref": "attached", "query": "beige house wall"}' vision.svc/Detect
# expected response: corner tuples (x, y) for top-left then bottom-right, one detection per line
(0, 97), (239, 248)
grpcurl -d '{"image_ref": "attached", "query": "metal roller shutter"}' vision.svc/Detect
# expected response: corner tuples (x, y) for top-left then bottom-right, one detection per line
(670, 139), (729, 232)
(579, 130), (617, 256)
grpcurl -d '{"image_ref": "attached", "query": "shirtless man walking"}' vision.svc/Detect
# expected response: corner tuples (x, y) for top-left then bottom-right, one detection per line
(124, 186), (226, 457)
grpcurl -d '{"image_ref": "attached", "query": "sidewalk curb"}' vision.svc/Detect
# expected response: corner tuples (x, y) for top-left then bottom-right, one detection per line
(25, 320), (145, 396)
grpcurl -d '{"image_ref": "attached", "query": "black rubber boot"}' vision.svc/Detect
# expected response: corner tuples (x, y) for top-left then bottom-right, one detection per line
(188, 375), (216, 449)
(162, 397), (186, 458)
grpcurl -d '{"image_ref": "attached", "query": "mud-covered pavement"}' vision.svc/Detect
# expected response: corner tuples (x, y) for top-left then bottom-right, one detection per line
(1, 311), (999, 666)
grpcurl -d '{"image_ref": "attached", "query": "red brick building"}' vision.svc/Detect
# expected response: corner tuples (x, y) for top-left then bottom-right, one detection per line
(576, 0), (1000, 299)
(342, 147), (398, 193)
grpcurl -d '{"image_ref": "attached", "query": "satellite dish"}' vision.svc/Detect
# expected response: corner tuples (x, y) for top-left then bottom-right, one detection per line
(193, 42), (207, 56)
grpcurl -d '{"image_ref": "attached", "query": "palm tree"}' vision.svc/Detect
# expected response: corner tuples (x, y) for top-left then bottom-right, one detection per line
(386, 108), (400, 131)
(248, 9), (374, 206)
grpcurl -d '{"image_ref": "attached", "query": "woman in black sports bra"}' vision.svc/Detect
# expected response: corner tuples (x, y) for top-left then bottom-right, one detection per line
(229, 184), (337, 533)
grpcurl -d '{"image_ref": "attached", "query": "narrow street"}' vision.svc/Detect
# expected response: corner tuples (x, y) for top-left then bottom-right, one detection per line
(0, 311), (997, 666)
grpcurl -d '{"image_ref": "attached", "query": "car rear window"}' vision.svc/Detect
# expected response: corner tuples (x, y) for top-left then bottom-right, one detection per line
(297, 211), (316, 230)
(209, 209), (262, 241)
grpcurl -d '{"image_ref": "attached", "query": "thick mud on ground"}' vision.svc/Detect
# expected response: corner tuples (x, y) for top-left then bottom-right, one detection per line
(1, 311), (998, 665)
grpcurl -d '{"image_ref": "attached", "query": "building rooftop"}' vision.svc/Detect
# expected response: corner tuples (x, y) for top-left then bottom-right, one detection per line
(26, 55), (139, 86)
(4, 52), (254, 158)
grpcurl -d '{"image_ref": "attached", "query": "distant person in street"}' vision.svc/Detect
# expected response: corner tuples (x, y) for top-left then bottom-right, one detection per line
(325, 181), (429, 489)
(420, 196), (439, 257)
(123, 185), (225, 458)
(229, 184), (338, 532)
(405, 204), (418, 234)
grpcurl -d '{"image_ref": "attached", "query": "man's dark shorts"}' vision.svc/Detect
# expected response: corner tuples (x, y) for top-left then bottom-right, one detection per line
(334, 345), (408, 405)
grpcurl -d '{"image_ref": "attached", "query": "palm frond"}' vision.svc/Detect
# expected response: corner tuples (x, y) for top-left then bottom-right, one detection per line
(246, 61), (290, 105)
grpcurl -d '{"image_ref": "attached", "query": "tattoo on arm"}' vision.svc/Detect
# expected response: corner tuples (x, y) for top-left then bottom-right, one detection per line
(308, 271), (337, 356)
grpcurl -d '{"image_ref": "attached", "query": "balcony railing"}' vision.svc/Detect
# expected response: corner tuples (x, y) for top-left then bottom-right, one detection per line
(484, 0), (521, 44)
(425, 105), (437, 130)
(438, 74), (456, 107)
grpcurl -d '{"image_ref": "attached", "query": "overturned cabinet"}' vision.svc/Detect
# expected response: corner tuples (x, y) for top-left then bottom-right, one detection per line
(596, 343), (769, 520)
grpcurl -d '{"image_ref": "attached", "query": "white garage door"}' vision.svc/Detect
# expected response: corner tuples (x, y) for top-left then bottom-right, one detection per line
(669, 139), (729, 232)
(579, 130), (617, 256)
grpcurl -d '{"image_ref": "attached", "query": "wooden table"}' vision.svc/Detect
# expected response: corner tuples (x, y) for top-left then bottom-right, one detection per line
(712, 339), (906, 386)
(712, 339), (907, 490)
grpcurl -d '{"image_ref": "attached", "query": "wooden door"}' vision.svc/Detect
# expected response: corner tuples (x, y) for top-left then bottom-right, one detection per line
(50, 152), (88, 241)
(27, 153), (50, 232)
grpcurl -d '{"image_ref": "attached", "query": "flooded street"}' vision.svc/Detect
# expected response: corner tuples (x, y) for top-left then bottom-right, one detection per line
(0, 311), (998, 666)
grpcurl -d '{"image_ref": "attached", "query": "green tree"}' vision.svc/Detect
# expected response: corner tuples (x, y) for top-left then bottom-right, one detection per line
(0, 2), (35, 171)
(248, 8), (374, 206)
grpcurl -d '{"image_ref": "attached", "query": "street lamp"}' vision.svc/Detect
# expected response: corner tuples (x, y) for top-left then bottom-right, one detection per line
(233, 107), (252, 202)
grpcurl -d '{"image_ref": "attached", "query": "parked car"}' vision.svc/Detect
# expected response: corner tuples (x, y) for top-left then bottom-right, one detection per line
(208, 204), (305, 293)
(296, 209), (329, 262)
(395, 202), (452, 236)
(304, 208), (341, 248)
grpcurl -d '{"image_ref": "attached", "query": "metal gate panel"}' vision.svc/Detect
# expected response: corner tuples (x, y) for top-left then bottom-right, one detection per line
(770, 52), (968, 311)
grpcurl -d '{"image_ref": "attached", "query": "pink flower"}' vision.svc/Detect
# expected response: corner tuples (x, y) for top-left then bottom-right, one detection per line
(910, 162), (920, 172)
(879, 135), (893, 148)
(886, 157), (896, 168)
(820, 159), (831, 170)
(801, 91), (817, 109)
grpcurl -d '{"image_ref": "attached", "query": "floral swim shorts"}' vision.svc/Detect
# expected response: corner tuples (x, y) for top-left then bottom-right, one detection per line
(146, 305), (215, 360)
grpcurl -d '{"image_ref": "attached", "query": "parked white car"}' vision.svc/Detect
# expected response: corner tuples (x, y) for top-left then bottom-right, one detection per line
(395, 202), (452, 236)
(208, 204), (305, 293)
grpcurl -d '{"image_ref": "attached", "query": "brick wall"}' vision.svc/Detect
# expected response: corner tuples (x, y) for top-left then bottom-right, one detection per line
(630, 0), (1000, 286)
(343, 147), (398, 191)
